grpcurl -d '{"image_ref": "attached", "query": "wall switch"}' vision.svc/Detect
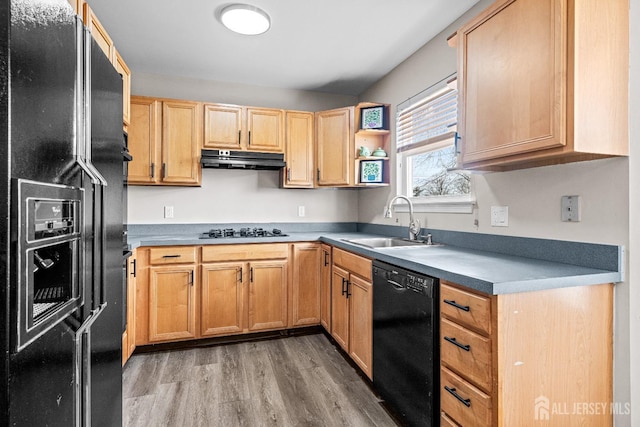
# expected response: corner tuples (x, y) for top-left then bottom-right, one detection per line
(561, 195), (581, 222)
(491, 206), (509, 227)
(164, 206), (174, 219)
(298, 206), (306, 217)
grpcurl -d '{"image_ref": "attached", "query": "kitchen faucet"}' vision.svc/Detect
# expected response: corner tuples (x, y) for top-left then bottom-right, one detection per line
(384, 195), (421, 240)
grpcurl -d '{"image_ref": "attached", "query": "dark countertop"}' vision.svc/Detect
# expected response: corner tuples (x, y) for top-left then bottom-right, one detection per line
(128, 230), (622, 296)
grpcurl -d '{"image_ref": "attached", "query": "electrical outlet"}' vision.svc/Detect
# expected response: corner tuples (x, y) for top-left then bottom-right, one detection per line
(298, 206), (306, 217)
(491, 206), (509, 227)
(561, 195), (581, 222)
(164, 206), (174, 219)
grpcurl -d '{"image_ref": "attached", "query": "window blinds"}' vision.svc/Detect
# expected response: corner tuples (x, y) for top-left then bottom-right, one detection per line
(396, 77), (457, 153)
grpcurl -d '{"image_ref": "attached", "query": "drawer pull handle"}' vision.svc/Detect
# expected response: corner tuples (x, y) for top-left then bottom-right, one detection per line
(444, 386), (471, 408)
(444, 336), (471, 352)
(444, 299), (470, 312)
(162, 254), (181, 258)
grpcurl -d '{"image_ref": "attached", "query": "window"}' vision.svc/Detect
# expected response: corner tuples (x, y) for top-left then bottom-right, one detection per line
(395, 75), (474, 213)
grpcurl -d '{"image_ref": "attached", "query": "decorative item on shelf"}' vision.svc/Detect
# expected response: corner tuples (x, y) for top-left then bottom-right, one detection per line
(371, 147), (387, 157)
(359, 146), (371, 157)
(360, 106), (385, 130)
(360, 159), (383, 183)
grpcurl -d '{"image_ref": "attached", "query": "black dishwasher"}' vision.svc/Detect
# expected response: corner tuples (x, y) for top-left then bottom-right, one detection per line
(372, 260), (439, 427)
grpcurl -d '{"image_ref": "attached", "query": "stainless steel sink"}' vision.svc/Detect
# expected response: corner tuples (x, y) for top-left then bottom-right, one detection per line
(344, 237), (437, 249)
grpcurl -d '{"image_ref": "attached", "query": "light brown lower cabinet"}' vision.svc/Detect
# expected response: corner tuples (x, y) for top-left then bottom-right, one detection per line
(319, 244), (332, 330)
(289, 243), (322, 327)
(136, 244), (293, 345)
(330, 248), (373, 379)
(440, 280), (613, 426)
(200, 262), (244, 337)
(122, 250), (137, 366)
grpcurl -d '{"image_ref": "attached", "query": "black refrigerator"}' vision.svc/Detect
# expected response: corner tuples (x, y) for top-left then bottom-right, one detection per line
(1, 0), (126, 425)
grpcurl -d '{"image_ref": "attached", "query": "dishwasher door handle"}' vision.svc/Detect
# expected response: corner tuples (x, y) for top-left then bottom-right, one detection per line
(387, 279), (406, 291)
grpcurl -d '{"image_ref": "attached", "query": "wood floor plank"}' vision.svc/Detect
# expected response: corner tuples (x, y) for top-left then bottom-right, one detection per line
(240, 349), (292, 426)
(123, 395), (156, 427)
(218, 344), (251, 403)
(124, 351), (168, 398)
(147, 381), (191, 426)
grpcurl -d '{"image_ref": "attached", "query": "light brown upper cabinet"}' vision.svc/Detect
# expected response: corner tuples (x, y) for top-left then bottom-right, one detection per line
(83, 3), (113, 60)
(68, 0), (85, 15)
(316, 107), (354, 187)
(283, 111), (315, 188)
(354, 103), (390, 187)
(457, 0), (629, 171)
(203, 104), (284, 153)
(113, 48), (131, 130)
(129, 96), (202, 186)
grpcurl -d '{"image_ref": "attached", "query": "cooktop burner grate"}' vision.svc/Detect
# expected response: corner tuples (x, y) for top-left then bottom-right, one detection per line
(199, 227), (288, 239)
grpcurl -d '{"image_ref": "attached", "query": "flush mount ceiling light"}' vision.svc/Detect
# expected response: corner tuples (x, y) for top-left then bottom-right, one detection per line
(219, 4), (271, 35)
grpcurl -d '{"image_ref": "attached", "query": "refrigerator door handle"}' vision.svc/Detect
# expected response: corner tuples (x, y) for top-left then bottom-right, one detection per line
(73, 304), (105, 427)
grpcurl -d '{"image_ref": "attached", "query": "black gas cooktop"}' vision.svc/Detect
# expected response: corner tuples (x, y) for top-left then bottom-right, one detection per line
(199, 227), (288, 239)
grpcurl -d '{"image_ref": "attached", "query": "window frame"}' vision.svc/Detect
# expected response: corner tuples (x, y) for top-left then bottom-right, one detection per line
(394, 74), (475, 214)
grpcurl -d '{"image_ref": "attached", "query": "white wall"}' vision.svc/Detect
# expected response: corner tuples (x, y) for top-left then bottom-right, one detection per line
(359, 0), (635, 424)
(129, 73), (360, 225)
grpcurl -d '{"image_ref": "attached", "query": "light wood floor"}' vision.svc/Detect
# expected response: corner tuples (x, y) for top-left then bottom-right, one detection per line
(122, 333), (398, 427)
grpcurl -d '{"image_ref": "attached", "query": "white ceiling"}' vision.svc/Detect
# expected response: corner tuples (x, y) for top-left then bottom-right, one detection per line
(88, 0), (479, 96)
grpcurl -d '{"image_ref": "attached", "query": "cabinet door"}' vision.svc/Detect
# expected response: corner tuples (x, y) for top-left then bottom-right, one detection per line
(460, 0), (565, 164)
(148, 265), (197, 342)
(201, 262), (244, 337)
(83, 4), (113, 60)
(125, 253), (137, 362)
(129, 97), (161, 184)
(247, 260), (288, 331)
(291, 243), (321, 327)
(283, 111), (315, 188)
(320, 244), (332, 330)
(316, 107), (353, 186)
(203, 104), (243, 149)
(161, 101), (202, 185)
(330, 265), (350, 351)
(113, 48), (131, 129)
(349, 275), (373, 379)
(246, 107), (284, 153)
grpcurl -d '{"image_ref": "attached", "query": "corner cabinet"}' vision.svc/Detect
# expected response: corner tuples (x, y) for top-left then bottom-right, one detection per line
(289, 243), (322, 327)
(315, 103), (390, 188)
(440, 280), (614, 426)
(457, 0), (629, 171)
(203, 104), (285, 153)
(353, 103), (391, 187)
(129, 96), (202, 186)
(319, 244), (332, 330)
(330, 248), (373, 379)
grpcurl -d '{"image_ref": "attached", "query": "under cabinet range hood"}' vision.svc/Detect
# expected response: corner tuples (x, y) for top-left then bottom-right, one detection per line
(201, 149), (286, 170)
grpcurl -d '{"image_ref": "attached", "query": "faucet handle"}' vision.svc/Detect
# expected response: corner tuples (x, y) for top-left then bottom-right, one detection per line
(409, 219), (421, 240)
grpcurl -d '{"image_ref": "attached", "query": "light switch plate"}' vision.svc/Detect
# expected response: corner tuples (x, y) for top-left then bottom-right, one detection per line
(298, 206), (306, 217)
(561, 195), (581, 222)
(491, 206), (509, 227)
(164, 206), (174, 219)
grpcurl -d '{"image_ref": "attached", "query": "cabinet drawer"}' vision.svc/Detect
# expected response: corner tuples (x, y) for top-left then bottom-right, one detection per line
(441, 367), (491, 427)
(149, 246), (196, 265)
(441, 318), (492, 392)
(441, 282), (491, 335)
(202, 243), (288, 262)
(332, 248), (371, 281)
(440, 412), (460, 427)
